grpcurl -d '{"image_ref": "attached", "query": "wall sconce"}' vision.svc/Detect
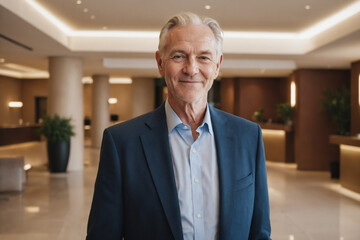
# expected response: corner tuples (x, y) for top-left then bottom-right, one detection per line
(8, 101), (23, 108)
(290, 81), (296, 107)
(108, 98), (118, 104)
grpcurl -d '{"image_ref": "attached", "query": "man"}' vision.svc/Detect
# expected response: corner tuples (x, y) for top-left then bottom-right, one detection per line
(87, 12), (271, 240)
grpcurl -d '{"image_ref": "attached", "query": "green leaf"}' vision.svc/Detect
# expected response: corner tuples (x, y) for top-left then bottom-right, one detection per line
(321, 87), (350, 136)
(37, 114), (75, 141)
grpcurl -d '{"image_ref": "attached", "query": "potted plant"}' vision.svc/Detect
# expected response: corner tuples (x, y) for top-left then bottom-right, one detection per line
(37, 114), (75, 173)
(321, 87), (350, 179)
(252, 109), (265, 123)
(321, 87), (350, 136)
(277, 103), (295, 124)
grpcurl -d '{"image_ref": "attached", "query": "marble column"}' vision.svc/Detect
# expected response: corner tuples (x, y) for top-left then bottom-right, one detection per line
(131, 78), (155, 118)
(48, 57), (84, 172)
(91, 74), (110, 148)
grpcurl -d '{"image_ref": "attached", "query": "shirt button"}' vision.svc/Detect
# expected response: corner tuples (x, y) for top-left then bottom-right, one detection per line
(192, 149), (196, 153)
(183, 125), (188, 129)
(196, 214), (201, 218)
(194, 178), (199, 183)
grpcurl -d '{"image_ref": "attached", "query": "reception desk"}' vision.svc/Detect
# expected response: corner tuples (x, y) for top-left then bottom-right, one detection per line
(330, 135), (360, 193)
(0, 125), (41, 146)
(260, 123), (294, 163)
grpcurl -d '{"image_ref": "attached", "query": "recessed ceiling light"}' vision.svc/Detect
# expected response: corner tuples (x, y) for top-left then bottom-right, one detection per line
(76, 0), (82, 4)
(102, 26), (107, 30)
(305, 5), (311, 10)
(0, 58), (5, 63)
(83, 8), (88, 13)
(90, 15), (95, 20)
(205, 5), (211, 10)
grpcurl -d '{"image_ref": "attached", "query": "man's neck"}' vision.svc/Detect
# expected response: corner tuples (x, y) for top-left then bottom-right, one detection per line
(168, 96), (207, 135)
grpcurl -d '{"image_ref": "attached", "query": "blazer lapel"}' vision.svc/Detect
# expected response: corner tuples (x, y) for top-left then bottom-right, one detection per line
(140, 105), (183, 240)
(210, 106), (236, 239)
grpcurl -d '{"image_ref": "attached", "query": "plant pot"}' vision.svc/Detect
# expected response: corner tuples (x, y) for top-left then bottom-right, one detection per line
(47, 141), (70, 173)
(330, 161), (340, 179)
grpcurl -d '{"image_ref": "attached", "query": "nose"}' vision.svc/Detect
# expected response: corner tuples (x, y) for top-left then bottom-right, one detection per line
(183, 57), (199, 76)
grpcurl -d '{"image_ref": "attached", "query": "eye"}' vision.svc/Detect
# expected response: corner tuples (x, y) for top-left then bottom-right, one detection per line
(170, 54), (185, 62)
(198, 56), (211, 62)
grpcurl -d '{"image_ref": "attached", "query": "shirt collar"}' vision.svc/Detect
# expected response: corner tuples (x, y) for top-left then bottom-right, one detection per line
(165, 100), (214, 135)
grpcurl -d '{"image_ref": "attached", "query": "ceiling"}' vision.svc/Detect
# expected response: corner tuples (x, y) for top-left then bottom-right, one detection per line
(0, 0), (360, 79)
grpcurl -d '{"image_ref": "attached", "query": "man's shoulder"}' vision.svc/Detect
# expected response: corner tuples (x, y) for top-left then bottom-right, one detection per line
(106, 105), (165, 136)
(210, 105), (258, 129)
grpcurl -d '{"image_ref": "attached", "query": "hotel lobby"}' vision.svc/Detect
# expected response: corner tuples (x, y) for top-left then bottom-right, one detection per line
(1, 0), (360, 239)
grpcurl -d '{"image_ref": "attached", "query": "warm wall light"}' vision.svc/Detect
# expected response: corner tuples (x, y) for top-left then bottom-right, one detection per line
(290, 81), (296, 107)
(25, 206), (40, 213)
(108, 98), (118, 104)
(8, 101), (23, 108)
(82, 77), (93, 84)
(24, 164), (32, 171)
(109, 78), (132, 84)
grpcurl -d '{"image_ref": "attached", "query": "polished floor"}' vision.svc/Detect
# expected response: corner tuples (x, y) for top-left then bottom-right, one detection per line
(0, 141), (360, 240)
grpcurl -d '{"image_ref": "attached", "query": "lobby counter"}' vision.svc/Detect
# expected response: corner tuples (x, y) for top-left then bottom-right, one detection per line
(0, 125), (41, 146)
(330, 135), (360, 193)
(259, 123), (294, 163)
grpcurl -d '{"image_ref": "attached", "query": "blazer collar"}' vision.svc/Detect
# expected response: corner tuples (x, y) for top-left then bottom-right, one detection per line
(140, 104), (184, 240)
(210, 106), (236, 239)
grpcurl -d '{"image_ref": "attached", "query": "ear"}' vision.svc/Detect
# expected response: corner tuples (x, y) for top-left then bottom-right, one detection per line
(214, 54), (223, 79)
(155, 51), (165, 76)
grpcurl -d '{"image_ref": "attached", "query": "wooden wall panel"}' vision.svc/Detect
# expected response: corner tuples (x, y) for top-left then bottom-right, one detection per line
(294, 69), (350, 170)
(233, 77), (288, 121)
(220, 78), (234, 114)
(351, 60), (360, 136)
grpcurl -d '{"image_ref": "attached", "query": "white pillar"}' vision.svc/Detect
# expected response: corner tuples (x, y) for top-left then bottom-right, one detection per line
(91, 74), (110, 148)
(48, 57), (84, 172)
(131, 78), (155, 118)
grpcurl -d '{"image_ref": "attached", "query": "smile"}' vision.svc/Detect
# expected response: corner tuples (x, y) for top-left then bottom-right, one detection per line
(179, 80), (202, 83)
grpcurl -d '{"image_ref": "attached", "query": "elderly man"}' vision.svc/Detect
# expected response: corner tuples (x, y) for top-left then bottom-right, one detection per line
(87, 12), (271, 240)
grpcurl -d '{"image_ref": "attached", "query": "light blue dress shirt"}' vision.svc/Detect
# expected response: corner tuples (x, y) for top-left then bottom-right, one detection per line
(165, 100), (219, 240)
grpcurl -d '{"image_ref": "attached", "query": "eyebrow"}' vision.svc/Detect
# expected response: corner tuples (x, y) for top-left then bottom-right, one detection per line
(169, 49), (214, 57)
(169, 49), (187, 56)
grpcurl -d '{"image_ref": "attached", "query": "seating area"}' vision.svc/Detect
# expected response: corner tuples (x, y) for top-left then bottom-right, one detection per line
(0, 157), (26, 192)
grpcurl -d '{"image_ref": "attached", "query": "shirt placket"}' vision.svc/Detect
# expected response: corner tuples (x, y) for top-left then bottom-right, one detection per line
(189, 129), (205, 239)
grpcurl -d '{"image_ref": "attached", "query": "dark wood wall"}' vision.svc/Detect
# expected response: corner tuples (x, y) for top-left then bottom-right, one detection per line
(220, 78), (235, 115)
(293, 69), (350, 170)
(233, 77), (288, 121)
(351, 60), (360, 135)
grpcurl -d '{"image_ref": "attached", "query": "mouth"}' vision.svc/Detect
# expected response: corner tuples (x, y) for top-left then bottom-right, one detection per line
(179, 80), (202, 84)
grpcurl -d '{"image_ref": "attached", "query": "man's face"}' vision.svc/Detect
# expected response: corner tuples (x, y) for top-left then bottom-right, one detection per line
(156, 24), (222, 104)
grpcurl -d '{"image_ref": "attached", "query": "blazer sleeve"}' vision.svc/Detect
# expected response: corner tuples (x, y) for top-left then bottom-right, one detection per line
(86, 129), (123, 240)
(249, 125), (272, 240)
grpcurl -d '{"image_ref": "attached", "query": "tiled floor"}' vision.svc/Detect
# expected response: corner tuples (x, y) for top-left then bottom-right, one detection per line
(0, 141), (360, 240)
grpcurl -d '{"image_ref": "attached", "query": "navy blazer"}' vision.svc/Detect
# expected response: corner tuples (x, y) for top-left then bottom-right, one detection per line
(87, 104), (271, 240)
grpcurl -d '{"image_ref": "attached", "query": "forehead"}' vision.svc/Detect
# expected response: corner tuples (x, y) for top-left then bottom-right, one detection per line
(164, 24), (217, 53)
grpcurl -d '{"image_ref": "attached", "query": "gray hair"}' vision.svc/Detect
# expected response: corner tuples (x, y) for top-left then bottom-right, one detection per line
(158, 12), (223, 60)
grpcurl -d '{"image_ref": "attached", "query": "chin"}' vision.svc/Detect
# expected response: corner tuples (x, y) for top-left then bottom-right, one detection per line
(178, 95), (206, 104)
